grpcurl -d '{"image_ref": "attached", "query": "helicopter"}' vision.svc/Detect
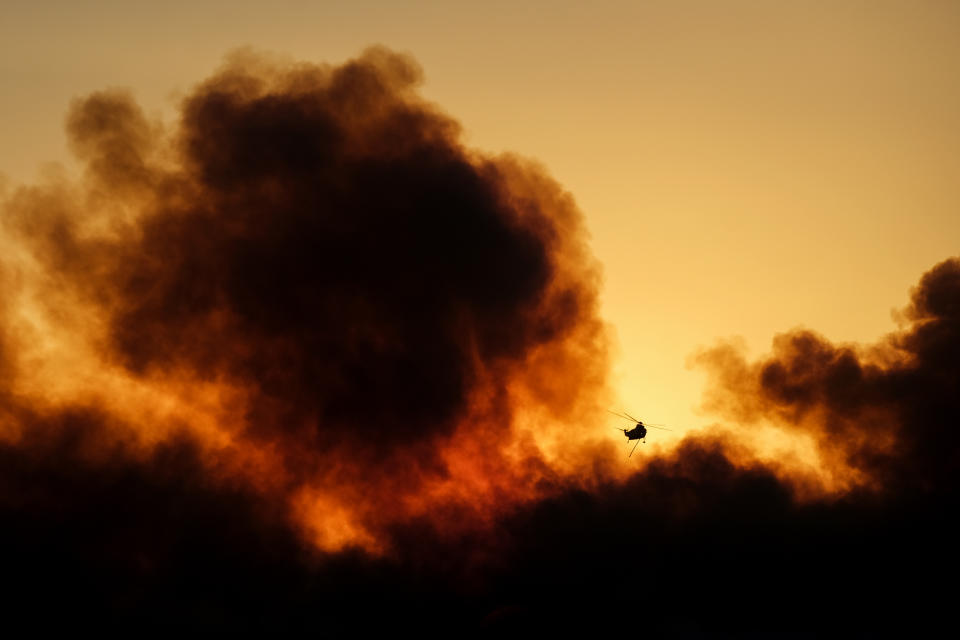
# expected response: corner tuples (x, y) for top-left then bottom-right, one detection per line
(608, 410), (672, 457)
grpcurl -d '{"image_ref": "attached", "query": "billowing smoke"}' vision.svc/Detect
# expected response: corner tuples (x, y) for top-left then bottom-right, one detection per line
(695, 256), (960, 494)
(1, 48), (956, 633)
(1, 47), (612, 557)
(457, 257), (959, 632)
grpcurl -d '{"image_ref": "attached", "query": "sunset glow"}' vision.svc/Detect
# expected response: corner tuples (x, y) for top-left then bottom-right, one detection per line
(2, 2), (957, 633)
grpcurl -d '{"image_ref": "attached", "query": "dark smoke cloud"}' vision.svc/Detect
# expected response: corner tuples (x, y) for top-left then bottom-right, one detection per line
(5, 428), (953, 633)
(1, 47), (957, 633)
(425, 257), (960, 631)
(0, 46), (611, 630)
(473, 439), (957, 634)
(1, 47), (612, 560)
(0, 411), (303, 630)
(695, 257), (960, 494)
(9, 48), (601, 455)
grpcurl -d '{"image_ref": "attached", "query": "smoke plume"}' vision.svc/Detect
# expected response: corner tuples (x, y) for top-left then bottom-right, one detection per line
(695, 256), (960, 494)
(1, 48), (956, 633)
(1, 47), (613, 557)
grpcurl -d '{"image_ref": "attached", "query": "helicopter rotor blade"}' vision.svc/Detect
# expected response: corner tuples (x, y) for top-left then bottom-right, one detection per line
(628, 439), (641, 458)
(624, 412), (641, 423)
(606, 410), (636, 423)
(646, 425), (672, 431)
(648, 421), (698, 430)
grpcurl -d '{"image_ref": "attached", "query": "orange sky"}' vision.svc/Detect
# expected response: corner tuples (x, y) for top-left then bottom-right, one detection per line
(2, 0), (959, 454)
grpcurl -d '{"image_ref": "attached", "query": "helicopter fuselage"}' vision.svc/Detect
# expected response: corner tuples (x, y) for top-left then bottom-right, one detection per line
(624, 424), (647, 440)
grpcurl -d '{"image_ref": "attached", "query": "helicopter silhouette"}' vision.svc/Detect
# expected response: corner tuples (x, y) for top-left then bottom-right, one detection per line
(608, 410), (672, 457)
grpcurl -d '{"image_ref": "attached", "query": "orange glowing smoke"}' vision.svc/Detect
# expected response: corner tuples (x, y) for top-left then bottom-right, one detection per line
(2, 47), (957, 561)
(692, 257), (960, 497)
(3, 46), (959, 635)
(0, 48), (617, 553)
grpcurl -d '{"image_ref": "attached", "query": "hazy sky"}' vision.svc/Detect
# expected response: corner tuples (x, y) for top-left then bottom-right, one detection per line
(3, 0), (958, 436)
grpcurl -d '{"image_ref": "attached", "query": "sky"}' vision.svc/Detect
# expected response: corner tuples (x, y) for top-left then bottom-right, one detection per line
(1, 1), (958, 633)
(3, 1), (959, 438)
